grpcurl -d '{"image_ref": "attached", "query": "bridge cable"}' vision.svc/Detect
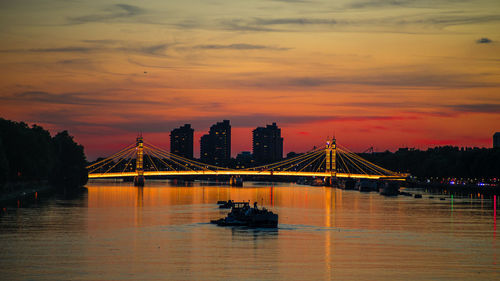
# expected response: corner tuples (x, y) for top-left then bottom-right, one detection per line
(144, 142), (230, 170)
(298, 152), (324, 173)
(86, 143), (135, 169)
(100, 149), (136, 175)
(143, 147), (178, 171)
(143, 146), (195, 171)
(88, 146), (136, 174)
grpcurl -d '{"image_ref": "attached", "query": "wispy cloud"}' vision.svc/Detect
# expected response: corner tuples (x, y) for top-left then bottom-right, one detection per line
(254, 18), (337, 26)
(270, 0), (311, 3)
(67, 4), (144, 25)
(0, 42), (170, 57)
(218, 12), (500, 34)
(476, 37), (493, 44)
(447, 103), (500, 113)
(347, 0), (418, 9)
(220, 17), (337, 32)
(2, 91), (159, 106)
(231, 71), (499, 89)
(27, 46), (95, 53)
(193, 43), (289, 51)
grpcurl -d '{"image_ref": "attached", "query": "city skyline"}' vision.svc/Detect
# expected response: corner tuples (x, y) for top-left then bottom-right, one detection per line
(0, 1), (499, 160)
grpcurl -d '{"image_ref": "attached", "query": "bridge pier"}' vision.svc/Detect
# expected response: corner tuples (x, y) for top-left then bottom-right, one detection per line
(230, 176), (243, 187)
(325, 176), (337, 187)
(134, 175), (145, 187)
(135, 135), (145, 187)
(325, 138), (337, 187)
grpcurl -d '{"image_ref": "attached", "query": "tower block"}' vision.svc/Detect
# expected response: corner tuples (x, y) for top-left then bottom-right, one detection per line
(134, 135), (145, 186)
(325, 138), (336, 185)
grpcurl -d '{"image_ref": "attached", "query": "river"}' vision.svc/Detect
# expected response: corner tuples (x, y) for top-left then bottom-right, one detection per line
(0, 181), (498, 280)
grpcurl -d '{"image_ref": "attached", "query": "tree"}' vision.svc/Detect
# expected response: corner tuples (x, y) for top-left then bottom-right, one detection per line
(50, 131), (88, 189)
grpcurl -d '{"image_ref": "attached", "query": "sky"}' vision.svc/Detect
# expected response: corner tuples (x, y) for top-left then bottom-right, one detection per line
(0, 0), (499, 160)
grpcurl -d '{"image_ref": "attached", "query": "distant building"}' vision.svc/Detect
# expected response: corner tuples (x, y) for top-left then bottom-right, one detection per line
(236, 151), (254, 169)
(200, 134), (213, 163)
(200, 120), (231, 165)
(170, 124), (194, 159)
(252, 122), (283, 164)
(494, 132), (500, 148)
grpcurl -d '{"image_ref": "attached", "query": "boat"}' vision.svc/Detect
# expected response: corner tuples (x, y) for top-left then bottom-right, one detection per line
(379, 181), (399, 196)
(217, 200), (234, 209)
(357, 179), (378, 192)
(211, 202), (278, 228)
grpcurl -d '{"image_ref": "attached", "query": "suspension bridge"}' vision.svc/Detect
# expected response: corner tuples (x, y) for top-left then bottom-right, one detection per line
(87, 136), (408, 186)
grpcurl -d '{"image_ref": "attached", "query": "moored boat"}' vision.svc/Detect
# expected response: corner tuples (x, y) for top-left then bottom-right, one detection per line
(211, 202), (278, 228)
(379, 181), (400, 196)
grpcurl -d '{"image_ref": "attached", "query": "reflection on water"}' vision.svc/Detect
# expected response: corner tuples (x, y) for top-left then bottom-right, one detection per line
(0, 180), (498, 281)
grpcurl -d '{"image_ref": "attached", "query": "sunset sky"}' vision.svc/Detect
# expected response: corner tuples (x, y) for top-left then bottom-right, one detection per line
(1, 0), (499, 160)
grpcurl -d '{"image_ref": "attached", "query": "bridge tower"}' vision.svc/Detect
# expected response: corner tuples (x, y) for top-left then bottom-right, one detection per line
(134, 135), (145, 186)
(325, 138), (336, 186)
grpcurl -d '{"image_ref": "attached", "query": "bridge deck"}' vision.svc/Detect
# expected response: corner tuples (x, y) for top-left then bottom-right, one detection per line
(88, 170), (406, 180)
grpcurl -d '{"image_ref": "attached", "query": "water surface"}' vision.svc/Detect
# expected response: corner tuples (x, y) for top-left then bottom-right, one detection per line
(0, 181), (498, 280)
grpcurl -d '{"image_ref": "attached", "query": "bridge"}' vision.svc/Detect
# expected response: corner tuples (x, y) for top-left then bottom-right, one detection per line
(87, 136), (408, 186)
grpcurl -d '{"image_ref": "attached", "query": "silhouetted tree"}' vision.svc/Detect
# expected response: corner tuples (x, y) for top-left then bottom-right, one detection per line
(50, 131), (88, 189)
(360, 146), (500, 179)
(0, 118), (88, 193)
(0, 137), (9, 185)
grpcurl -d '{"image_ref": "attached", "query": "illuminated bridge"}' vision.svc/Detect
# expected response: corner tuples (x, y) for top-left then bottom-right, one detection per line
(87, 136), (408, 186)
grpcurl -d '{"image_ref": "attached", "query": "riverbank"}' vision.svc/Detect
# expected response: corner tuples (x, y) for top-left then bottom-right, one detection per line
(0, 181), (57, 209)
(407, 180), (499, 196)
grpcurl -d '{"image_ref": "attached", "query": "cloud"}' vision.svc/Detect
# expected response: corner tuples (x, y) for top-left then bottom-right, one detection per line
(56, 58), (92, 65)
(193, 43), (289, 51)
(476, 37), (492, 44)
(28, 46), (95, 53)
(347, 0), (418, 9)
(1, 41), (170, 57)
(231, 70), (500, 89)
(271, 0), (311, 3)
(2, 91), (159, 106)
(81, 39), (120, 45)
(125, 43), (169, 56)
(254, 18), (337, 26)
(218, 12), (500, 34)
(220, 17), (337, 32)
(403, 14), (500, 27)
(220, 19), (277, 32)
(67, 4), (144, 25)
(448, 104), (500, 113)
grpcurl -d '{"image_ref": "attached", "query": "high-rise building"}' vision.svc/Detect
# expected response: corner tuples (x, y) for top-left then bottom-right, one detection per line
(170, 124), (194, 159)
(252, 122), (283, 164)
(494, 132), (500, 148)
(200, 120), (231, 165)
(200, 134), (213, 163)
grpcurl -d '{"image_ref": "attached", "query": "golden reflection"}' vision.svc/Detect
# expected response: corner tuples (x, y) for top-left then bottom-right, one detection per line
(324, 187), (334, 280)
(136, 187), (143, 227)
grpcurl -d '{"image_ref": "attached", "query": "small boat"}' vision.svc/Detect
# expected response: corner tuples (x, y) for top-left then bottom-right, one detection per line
(218, 200), (234, 209)
(357, 179), (377, 192)
(379, 181), (399, 196)
(211, 202), (278, 228)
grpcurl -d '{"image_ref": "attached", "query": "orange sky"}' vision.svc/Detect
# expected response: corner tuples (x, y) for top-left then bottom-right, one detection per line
(0, 0), (499, 159)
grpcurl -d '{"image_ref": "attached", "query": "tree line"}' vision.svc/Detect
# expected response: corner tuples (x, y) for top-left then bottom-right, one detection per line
(0, 118), (88, 191)
(360, 146), (500, 179)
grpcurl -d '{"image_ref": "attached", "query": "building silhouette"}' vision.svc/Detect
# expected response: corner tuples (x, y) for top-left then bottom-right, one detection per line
(235, 151), (254, 169)
(252, 122), (283, 164)
(200, 120), (231, 165)
(170, 124), (194, 159)
(494, 132), (500, 148)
